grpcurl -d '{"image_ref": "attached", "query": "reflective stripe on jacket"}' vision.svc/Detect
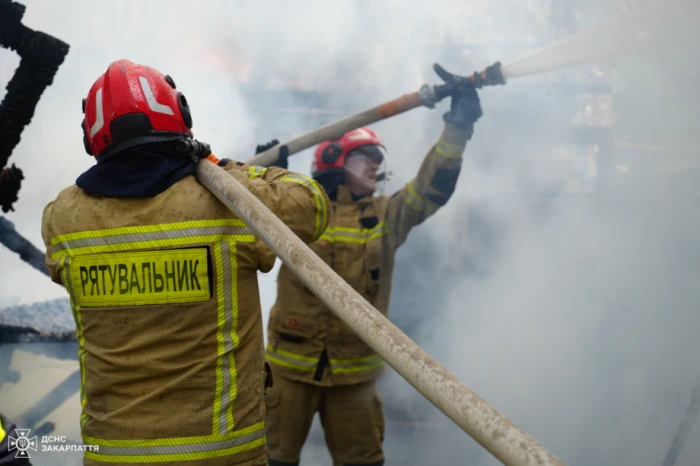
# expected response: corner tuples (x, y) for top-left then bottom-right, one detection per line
(266, 123), (473, 386)
(41, 162), (329, 464)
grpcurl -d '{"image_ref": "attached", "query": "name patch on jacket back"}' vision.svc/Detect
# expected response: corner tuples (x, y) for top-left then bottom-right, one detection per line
(69, 248), (210, 307)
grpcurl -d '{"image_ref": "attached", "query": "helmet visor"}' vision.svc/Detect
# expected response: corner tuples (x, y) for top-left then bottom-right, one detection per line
(344, 145), (390, 196)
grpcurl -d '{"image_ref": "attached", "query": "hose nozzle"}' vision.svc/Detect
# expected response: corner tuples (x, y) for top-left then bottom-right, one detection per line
(420, 61), (507, 108)
(468, 61), (506, 88)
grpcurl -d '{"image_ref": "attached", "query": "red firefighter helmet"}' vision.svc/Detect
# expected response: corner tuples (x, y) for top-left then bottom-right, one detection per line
(311, 127), (385, 179)
(81, 59), (194, 160)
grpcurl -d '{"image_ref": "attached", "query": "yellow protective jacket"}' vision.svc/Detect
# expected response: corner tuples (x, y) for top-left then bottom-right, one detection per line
(266, 123), (473, 387)
(40, 162), (329, 466)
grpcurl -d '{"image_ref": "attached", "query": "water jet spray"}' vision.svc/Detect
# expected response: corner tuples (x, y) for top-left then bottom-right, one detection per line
(246, 0), (692, 168)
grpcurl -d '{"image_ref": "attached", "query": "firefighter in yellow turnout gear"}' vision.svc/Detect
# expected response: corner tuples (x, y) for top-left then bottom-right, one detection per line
(40, 59), (329, 466)
(264, 80), (484, 465)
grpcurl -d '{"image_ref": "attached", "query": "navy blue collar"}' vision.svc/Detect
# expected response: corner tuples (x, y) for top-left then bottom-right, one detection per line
(76, 143), (196, 198)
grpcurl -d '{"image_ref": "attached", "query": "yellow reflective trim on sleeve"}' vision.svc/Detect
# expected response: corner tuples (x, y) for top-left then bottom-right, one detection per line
(68, 249), (210, 308)
(405, 181), (438, 214)
(84, 422), (265, 463)
(280, 174), (328, 242)
(405, 181), (425, 212)
(265, 345), (319, 372)
(435, 137), (465, 159)
(245, 166), (268, 179)
(405, 197), (422, 211)
(0, 418), (5, 442)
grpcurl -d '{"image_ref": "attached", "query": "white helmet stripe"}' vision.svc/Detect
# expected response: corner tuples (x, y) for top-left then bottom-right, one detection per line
(139, 76), (175, 116)
(89, 88), (104, 138)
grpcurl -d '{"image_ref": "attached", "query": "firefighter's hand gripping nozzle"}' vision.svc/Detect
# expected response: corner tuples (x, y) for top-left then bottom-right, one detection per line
(418, 61), (506, 109)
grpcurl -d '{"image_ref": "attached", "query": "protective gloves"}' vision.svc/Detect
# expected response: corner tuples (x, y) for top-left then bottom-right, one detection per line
(255, 139), (289, 169)
(433, 63), (483, 131)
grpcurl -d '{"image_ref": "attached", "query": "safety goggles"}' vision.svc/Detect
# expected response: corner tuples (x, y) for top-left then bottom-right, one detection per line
(346, 145), (386, 165)
(344, 146), (392, 195)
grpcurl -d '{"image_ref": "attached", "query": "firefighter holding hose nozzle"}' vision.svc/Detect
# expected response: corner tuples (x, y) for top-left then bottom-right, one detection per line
(263, 65), (485, 466)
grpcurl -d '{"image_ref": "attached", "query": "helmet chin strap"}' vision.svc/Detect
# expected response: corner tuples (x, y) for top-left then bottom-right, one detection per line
(375, 157), (392, 195)
(376, 171), (393, 182)
(375, 171), (391, 196)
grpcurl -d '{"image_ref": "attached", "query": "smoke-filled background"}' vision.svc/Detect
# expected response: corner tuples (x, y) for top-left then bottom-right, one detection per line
(1, 0), (700, 465)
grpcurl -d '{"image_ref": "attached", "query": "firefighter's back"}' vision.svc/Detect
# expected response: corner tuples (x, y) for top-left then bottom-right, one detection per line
(43, 174), (269, 466)
(40, 58), (328, 466)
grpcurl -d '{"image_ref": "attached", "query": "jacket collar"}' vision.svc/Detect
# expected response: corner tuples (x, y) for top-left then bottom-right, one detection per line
(335, 185), (375, 206)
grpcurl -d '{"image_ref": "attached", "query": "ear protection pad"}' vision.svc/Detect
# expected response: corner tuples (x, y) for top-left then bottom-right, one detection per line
(321, 143), (343, 165)
(81, 98), (93, 155)
(163, 74), (192, 130)
(178, 92), (192, 129)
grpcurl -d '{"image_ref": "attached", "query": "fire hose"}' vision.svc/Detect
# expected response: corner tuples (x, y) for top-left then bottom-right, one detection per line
(660, 376), (700, 466)
(195, 160), (565, 466)
(245, 0), (689, 169)
(199, 3), (693, 463)
(245, 62), (506, 167)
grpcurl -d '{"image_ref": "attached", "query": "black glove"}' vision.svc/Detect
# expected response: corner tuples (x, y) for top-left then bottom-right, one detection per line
(0, 164), (23, 213)
(255, 139), (289, 169)
(434, 64), (483, 131)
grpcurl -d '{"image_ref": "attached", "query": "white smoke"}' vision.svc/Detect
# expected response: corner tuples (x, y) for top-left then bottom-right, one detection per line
(1, 0), (699, 465)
